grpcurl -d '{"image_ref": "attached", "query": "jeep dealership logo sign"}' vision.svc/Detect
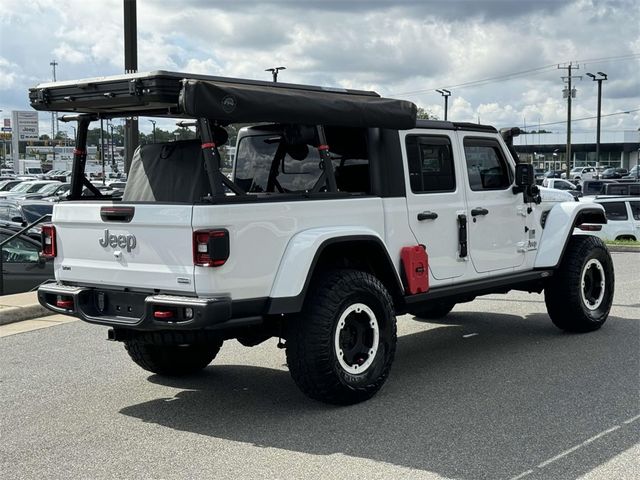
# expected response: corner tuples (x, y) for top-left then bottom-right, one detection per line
(99, 229), (137, 252)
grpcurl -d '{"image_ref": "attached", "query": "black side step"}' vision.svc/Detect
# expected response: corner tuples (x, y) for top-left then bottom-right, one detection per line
(405, 270), (553, 304)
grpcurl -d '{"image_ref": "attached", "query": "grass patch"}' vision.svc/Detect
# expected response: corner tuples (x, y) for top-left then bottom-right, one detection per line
(605, 239), (640, 247)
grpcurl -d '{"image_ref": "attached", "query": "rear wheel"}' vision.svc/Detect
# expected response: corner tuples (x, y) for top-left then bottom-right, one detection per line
(545, 236), (614, 332)
(286, 269), (397, 405)
(411, 301), (455, 320)
(124, 333), (222, 376)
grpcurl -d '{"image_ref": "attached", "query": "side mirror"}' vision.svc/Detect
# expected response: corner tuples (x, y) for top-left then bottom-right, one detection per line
(515, 163), (535, 187)
(11, 216), (23, 223)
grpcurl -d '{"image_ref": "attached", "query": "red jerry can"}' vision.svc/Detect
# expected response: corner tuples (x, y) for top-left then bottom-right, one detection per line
(400, 245), (429, 294)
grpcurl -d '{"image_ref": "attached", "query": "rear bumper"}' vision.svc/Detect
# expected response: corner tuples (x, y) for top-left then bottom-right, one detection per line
(37, 283), (260, 331)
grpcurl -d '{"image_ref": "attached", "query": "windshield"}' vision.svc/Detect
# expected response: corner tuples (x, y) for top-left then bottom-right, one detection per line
(10, 182), (33, 192)
(27, 183), (50, 193)
(21, 203), (53, 224)
(39, 183), (65, 194)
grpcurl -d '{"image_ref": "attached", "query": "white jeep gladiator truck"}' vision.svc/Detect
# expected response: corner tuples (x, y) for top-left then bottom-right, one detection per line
(30, 71), (613, 404)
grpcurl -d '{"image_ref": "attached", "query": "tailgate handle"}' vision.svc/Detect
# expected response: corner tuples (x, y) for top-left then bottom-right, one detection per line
(100, 207), (135, 223)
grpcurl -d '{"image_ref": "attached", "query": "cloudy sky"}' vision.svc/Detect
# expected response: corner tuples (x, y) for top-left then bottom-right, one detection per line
(0, 0), (638, 137)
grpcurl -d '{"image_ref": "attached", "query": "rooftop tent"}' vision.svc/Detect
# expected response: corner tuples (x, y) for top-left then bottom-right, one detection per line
(29, 71), (417, 130)
(178, 79), (417, 129)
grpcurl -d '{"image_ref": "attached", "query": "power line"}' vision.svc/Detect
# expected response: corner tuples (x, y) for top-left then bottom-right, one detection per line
(519, 109), (640, 129)
(391, 53), (640, 97)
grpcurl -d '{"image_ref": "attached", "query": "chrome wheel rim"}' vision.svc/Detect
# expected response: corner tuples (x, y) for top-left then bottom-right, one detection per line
(580, 259), (605, 311)
(334, 303), (379, 374)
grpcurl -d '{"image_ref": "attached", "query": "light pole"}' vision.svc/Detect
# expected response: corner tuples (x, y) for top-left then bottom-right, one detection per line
(265, 66), (286, 82)
(436, 89), (451, 120)
(586, 72), (607, 178)
(148, 119), (156, 143)
(109, 121), (116, 172)
(50, 60), (58, 166)
(0, 109), (4, 167)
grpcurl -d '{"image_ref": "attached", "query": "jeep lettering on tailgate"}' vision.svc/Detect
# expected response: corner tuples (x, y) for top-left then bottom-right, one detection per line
(99, 229), (137, 252)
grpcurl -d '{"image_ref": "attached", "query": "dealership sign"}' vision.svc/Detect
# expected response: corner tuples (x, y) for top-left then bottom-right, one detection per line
(11, 111), (39, 140)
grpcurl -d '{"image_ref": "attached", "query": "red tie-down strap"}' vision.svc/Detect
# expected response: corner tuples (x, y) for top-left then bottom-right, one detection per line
(201, 142), (216, 149)
(73, 149), (86, 155)
(317, 144), (330, 151)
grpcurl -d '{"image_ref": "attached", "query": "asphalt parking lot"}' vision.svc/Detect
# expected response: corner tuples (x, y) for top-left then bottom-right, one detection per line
(1, 252), (638, 480)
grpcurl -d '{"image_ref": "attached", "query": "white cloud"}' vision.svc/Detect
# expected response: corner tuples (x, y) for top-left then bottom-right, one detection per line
(0, 0), (638, 133)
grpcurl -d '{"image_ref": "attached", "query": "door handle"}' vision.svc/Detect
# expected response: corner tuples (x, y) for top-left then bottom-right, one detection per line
(471, 207), (489, 217)
(417, 211), (438, 221)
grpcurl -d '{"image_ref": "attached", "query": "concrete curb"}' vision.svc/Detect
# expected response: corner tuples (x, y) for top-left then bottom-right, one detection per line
(0, 292), (53, 326)
(607, 245), (640, 253)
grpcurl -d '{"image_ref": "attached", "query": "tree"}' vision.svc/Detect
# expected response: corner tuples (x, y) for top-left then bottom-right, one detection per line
(417, 107), (437, 120)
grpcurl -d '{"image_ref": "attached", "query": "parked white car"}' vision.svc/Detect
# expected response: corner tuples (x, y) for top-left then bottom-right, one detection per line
(562, 166), (597, 181)
(576, 196), (640, 240)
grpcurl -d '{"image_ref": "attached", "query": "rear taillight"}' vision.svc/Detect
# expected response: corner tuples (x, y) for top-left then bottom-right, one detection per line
(577, 224), (603, 231)
(193, 229), (229, 267)
(41, 225), (57, 258)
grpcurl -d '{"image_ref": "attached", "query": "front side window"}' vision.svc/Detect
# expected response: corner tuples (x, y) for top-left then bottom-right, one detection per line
(600, 202), (628, 221)
(406, 135), (455, 193)
(463, 138), (512, 191)
(629, 201), (640, 220)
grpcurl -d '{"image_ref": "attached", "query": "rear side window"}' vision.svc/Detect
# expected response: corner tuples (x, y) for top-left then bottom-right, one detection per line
(406, 135), (455, 193)
(599, 202), (628, 221)
(630, 201), (640, 220)
(463, 138), (512, 190)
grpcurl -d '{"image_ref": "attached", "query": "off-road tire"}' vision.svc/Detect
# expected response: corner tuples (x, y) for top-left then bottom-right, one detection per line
(545, 235), (614, 333)
(124, 333), (223, 376)
(411, 301), (455, 320)
(286, 269), (397, 405)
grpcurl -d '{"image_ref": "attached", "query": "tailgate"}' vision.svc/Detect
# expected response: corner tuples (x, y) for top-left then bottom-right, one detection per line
(53, 203), (196, 293)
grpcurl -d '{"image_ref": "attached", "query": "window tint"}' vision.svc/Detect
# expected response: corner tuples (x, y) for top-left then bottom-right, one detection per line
(406, 135), (455, 193)
(630, 202), (640, 220)
(463, 138), (511, 191)
(555, 181), (571, 190)
(600, 202), (628, 221)
(0, 234), (39, 263)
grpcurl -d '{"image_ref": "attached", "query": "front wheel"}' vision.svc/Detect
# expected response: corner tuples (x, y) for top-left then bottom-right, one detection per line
(545, 236), (614, 332)
(286, 269), (397, 405)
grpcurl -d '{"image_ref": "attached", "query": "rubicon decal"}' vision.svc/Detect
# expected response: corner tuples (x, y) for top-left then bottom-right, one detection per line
(99, 229), (137, 252)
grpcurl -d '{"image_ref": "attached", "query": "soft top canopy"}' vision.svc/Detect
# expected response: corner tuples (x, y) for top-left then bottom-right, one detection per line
(179, 79), (417, 130)
(28, 70), (417, 130)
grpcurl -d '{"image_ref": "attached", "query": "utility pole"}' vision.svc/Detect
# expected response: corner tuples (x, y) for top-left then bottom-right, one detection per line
(50, 60), (58, 168)
(436, 89), (451, 121)
(586, 72), (607, 178)
(558, 62), (581, 177)
(265, 66), (286, 82)
(109, 121), (116, 172)
(123, 0), (138, 174)
(148, 119), (156, 143)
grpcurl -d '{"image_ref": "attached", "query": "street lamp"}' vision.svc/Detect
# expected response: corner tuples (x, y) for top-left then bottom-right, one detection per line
(108, 121), (116, 171)
(586, 72), (607, 178)
(265, 66), (286, 82)
(436, 89), (451, 121)
(148, 119), (156, 143)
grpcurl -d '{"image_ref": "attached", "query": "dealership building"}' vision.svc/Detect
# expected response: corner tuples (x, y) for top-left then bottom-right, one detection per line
(513, 130), (640, 172)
